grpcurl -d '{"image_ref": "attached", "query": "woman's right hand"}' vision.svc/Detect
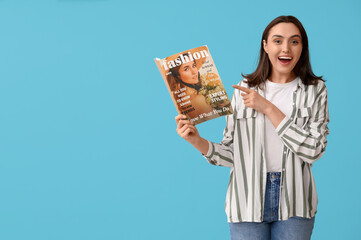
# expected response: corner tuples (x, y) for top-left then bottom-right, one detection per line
(175, 114), (201, 145)
(175, 114), (210, 155)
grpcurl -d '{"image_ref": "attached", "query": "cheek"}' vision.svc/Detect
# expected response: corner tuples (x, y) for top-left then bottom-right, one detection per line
(294, 50), (302, 64)
(268, 49), (278, 60)
(295, 46), (303, 58)
(268, 52), (279, 63)
(179, 71), (190, 79)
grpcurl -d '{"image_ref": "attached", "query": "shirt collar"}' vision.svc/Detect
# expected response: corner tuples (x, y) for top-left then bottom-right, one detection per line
(296, 76), (305, 89)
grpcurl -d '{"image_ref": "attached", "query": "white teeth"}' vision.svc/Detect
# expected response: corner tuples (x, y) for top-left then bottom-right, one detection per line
(279, 56), (292, 60)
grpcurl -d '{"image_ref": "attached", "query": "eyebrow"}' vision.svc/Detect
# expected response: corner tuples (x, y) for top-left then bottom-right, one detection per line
(183, 62), (196, 68)
(182, 65), (191, 69)
(272, 34), (301, 38)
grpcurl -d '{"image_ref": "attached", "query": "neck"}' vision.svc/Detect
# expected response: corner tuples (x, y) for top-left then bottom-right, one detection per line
(269, 71), (296, 84)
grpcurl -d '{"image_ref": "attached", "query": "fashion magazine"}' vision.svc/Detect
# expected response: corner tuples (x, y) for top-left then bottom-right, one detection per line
(155, 45), (233, 125)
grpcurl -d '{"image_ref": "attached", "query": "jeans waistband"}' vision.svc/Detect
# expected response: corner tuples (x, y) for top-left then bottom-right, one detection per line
(267, 172), (281, 179)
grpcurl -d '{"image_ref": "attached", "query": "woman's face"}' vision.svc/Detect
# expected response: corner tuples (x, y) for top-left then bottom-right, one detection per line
(178, 61), (199, 84)
(263, 23), (303, 77)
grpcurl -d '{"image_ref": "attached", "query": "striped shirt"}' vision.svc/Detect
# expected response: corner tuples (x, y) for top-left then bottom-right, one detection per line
(204, 77), (330, 223)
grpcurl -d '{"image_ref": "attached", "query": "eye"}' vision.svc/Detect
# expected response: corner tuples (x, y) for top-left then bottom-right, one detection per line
(192, 63), (197, 68)
(291, 40), (299, 44)
(183, 66), (189, 71)
(274, 39), (281, 44)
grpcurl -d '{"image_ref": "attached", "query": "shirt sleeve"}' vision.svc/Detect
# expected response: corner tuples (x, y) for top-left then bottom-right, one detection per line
(276, 81), (330, 164)
(203, 92), (237, 168)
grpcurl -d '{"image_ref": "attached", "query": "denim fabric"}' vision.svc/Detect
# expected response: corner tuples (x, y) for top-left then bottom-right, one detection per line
(263, 172), (281, 222)
(229, 172), (315, 240)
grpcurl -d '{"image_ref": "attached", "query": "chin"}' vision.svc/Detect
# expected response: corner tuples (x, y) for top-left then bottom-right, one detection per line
(190, 79), (199, 84)
(276, 67), (294, 74)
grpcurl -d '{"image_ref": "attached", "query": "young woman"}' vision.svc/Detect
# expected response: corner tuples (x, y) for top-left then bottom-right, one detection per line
(168, 53), (214, 120)
(175, 15), (329, 240)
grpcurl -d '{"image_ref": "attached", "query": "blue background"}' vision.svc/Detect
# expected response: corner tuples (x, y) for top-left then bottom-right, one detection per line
(0, 0), (360, 239)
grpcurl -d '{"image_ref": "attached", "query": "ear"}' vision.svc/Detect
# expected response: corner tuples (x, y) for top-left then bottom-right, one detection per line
(263, 39), (268, 54)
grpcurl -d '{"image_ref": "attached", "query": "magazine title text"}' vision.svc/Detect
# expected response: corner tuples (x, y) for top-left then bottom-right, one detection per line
(162, 50), (209, 71)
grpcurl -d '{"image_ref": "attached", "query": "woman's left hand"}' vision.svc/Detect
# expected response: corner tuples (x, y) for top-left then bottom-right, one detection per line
(232, 85), (271, 114)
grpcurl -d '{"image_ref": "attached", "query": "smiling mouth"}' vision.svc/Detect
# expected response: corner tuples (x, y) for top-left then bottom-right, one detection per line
(278, 56), (292, 65)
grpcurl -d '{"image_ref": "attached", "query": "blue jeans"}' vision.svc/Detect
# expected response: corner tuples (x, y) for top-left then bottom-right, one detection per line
(229, 172), (315, 240)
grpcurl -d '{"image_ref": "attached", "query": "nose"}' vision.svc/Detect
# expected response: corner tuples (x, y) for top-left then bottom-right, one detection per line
(191, 66), (198, 75)
(282, 42), (290, 53)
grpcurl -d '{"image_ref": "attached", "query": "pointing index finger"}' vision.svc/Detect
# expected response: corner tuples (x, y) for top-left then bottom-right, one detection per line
(232, 85), (252, 93)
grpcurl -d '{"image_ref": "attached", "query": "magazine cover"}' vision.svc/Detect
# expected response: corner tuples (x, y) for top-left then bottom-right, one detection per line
(154, 45), (233, 125)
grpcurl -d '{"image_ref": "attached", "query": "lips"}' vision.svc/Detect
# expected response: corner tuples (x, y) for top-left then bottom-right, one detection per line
(278, 56), (293, 65)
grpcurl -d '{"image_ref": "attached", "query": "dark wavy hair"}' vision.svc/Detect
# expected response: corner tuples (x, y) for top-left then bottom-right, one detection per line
(242, 15), (324, 88)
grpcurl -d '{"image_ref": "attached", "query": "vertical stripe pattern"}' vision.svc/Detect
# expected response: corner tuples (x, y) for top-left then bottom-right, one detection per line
(203, 77), (330, 222)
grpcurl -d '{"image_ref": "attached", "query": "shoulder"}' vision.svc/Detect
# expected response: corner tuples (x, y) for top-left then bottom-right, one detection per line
(303, 80), (327, 104)
(193, 94), (206, 101)
(192, 94), (208, 106)
(192, 94), (213, 111)
(311, 79), (326, 88)
(314, 80), (327, 97)
(236, 78), (250, 88)
(303, 79), (327, 93)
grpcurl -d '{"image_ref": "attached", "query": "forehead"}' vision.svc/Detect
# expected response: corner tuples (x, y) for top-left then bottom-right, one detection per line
(181, 61), (195, 68)
(268, 23), (301, 38)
